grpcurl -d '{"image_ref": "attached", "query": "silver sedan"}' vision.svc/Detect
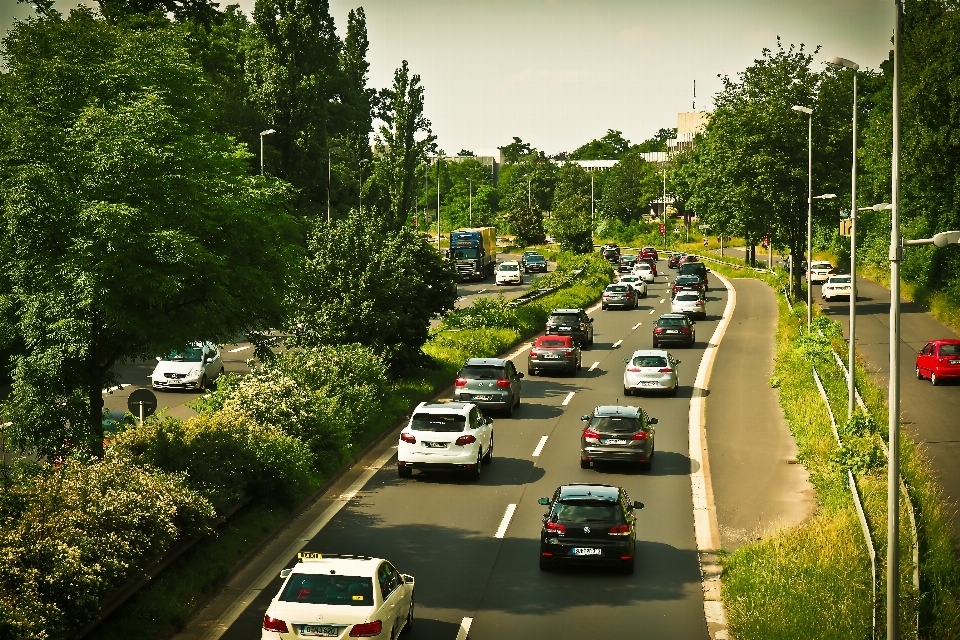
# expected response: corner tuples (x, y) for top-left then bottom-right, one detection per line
(623, 349), (680, 396)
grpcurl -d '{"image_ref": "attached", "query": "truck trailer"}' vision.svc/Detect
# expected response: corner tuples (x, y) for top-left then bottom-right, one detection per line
(448, 227), (497, 281)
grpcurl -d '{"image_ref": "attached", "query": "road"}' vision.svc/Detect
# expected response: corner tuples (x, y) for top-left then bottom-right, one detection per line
(175, 260), (732, 640)
(446, 251), (553, 312)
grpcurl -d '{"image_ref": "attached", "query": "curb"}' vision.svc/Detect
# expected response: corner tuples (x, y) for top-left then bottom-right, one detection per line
(690, 270), (737, 640)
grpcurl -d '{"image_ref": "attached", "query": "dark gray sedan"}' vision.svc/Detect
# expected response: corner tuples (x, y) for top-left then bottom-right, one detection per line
(580, 405), (657, 471)
(527, 335), (581, 376)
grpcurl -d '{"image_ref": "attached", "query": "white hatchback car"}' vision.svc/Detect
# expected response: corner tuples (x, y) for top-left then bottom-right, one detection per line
(261, 553), (414, 640)
(397, 402), (493, 480)
(671, 291), (707, 319)
(633, 261), (656, 283)
(623, 349), (680, 396)
(822, 275), (853, 301)
(496, 261), (523, 285)
(150, 342), (223, 391)
(808, 261), (835, 284)
(617, 274), (648, 298)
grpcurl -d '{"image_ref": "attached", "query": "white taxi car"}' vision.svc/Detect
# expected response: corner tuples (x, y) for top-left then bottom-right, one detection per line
(262, 553), (414, 639)
(495, 261), (523, 285)
(623, 349), (680, 396)
(822, 275), (853, 301)
(150, 342), (223, 391)
(398, 402), (493, 480)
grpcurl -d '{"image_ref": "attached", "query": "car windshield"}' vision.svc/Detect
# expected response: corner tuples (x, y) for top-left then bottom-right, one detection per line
(677, 294), (700, 302)
(537, 339), (570, 348)
(657, 317), (687, 327)
(527, 256), (545, 263)
(680, 264), (704, 274)
(607, 285), (630, 293)
(460, 365), (506, 380)
(636, 264), (651, 270)
(632, 355), (668, 368)
(829, 276), (852, 283)
(813, 262), (833, 269)
(939, 344), (960, 356)
(621, 257), (637, 263)
(549, 314), (580, 325)
(452, 248), (479, 259)
(411, 413), (467, 432)
(677, 277), (699, 284)
(620, 276), (638, 281)
(554, 500), (624, 524)
(280, 574), (374, 606)
(162, 346), (203, 362)
(499, 264), (519, 271)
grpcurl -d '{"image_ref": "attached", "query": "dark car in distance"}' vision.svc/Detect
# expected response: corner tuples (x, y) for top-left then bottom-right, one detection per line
(672, 274), (705, 297)
(580, 405), (657, 471)
(668, 252), (687, 269)
(678, 261), (709, 291)
(528, 335), (581, 376)
(618, 255), (639, 273)
(601, 244), (621, 263)
(539, 484), (644, 573)
(546, 308), (595, 346)
(652, 313), (696, 348)
(523, 253), (548, 273)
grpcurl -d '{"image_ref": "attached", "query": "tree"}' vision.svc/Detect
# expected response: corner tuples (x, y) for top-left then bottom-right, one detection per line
(569, 129), (631, 160)
(634, 128), (677, 153)
(288, 213), (457, 374)
(368, 61), (437, 232)
(442, 158), (498, 229)
(600, 149), (661, 224)
(498, 158), (556, 245)
(498, 137), (535, 164)
(551, 163), (594, 253)
(0, 9), (297, 458)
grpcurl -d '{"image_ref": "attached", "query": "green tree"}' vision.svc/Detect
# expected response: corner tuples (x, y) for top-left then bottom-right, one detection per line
(442, 158), (498, 229)
(498, 136), (535, 164)
(569, 129), (631, 160)
(634, 128), (677, 153)
(600, 148), (661, 224)
(288, 213), (457, 374)
(0, 9), (297, 458)
(498, 158), (556, 245)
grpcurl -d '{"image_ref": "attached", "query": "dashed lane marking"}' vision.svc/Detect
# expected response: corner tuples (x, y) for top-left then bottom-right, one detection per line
(562, 391), (575, 406)
(588, 361), (600, 372)
(228, 345), (251, 353)
(613, 339), (623, 348)
(455, 617), (474, 640)
(495, 504), (517, 539)
(659, 298), (665, 304)
(649, 309), (655, 315)
(532, 436), (548, 457)
(632, 322), (642, 330)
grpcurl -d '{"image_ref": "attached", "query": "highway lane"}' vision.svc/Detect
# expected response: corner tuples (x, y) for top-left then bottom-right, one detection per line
(206, 260), (729, 640)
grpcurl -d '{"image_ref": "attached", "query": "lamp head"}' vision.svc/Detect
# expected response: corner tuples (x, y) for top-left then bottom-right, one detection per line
(792, 105), (813, 115)
(260, 128), (276, 136)
(826, 56), (859, 71)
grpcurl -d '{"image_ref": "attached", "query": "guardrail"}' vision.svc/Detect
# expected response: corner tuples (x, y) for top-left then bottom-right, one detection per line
(506, 268), (584, 308)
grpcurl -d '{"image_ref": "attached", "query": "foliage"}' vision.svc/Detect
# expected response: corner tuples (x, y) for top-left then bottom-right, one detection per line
(569, 129), (631, 160)
(633, 128), (677, 153)
(550, 163), (594, 253)
(498, 158), (557, 246)
(438, 157), (498, 230)
(497, 136), (536, 164)
(599, 148), (661, 224)
(0, 9), (297, 458)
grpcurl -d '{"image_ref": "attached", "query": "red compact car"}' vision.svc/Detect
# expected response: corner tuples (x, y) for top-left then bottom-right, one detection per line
(916, 340), (960, 385)
(641, 246), (659, 261)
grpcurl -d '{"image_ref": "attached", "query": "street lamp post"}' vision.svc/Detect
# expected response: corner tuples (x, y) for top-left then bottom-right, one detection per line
(827, 55), (860, 419)
(437, 157), (442, 253)
(359, 158), (369, 215)
(591, 173), (595, 238)
(662, 169), (668, 251)
(792, 105), (814, 330)
(259, 128), (276, 176)
(327, 146), (341, 224)
(466, 178), (473, 227)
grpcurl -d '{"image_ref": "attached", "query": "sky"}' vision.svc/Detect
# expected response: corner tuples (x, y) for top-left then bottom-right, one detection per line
(1, 0), (895, 156)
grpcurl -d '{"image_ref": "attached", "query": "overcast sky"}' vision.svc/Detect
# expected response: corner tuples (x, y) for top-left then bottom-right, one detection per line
(2, 0), (895, 156)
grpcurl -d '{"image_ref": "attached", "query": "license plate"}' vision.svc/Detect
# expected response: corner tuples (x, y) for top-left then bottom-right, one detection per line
(667, 329), (679, 334)
(572, 548), (601, 556)
(951, 360), (960, 365)
(641, 381), (659, 386)
(423, 442), (447, 448)
(603, 439), (628, 445)
(559, 326), (571, 331)
(301, 625), (339, 637)
(473, 395), (492, 401)
(542, 354), (561, 359)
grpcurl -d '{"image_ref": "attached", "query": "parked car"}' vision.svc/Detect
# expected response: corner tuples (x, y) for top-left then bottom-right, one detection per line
(641, 246), (659, 261)
(150, 342), (223, 391)
(580, 406), (658, 470)
(618, 255), (639, 273)
(652, 313), (696, 348)
(538, 483), (645, 573)
(261, 553), (414, 640)
(668, 252), (687, 269)
(601, 283), (638, 310)
(495, 261), (523, 285)
(622, 349), (680, 396)
(672, 274), (704, 298)
(545, 308), (594, 346)
(807, 261), (836, 284)
(915, 340), (960, 386)
(397, 401), (493, 478)
(617, 274), (648, 298)
(637, 257), (658, 277)
(671, 291), (707, 318)
(523, 253), (548, 273)
(528, 335), (581, 376)
(453, 358), (523, 416)
(822, 275), (853, 301)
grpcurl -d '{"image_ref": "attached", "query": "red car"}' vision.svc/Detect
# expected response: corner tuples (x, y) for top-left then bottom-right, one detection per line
(916, 340), (960, 385)
(641, 246), (659, 261)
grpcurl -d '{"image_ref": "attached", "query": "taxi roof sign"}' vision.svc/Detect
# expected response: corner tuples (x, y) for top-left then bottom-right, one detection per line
(298, 552), (323, 560)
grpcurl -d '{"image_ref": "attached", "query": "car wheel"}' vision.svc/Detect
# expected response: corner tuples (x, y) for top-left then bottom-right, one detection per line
(469, 450), (482, 481)
(398, 463), (412, 478)
(505, 400), (514, 418)
(641, 454), (653, 473)
(623, 386), (632, 396)
(916, 366), (923, 380)
(402, 593), (414, 634)
(602, 305), (608, 310)
(621, 556), (635, 575)
(932, 371), (940, 386)
(670, 384), (678, 397)
(652, 340), (659, 348)
(199, 374), (208, 390)
(580, 458), (590, 469)
(483, 434), (494, 464)
(539, 555), (554, 571)
(528, 368), (536, 376)
(514, 392), (521, 407)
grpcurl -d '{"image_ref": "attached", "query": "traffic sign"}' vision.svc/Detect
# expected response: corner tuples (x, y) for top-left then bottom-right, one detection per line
(840, 219), (852, 237)
(762, 236), (770, 249)
(659, 223), (665, 235)
(127, 388), (158, 422)
(698, 224), (710, 230)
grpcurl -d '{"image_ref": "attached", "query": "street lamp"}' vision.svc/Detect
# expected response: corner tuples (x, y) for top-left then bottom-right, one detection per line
(793, 104), (814, 330)
(359, 158), (369, 215)
(466, 178), (473, 227)
(590, 173), (595, 240)
(827, 55), (860, 419)
(327, 146), (341, 224)
(260, 128), (276, 176)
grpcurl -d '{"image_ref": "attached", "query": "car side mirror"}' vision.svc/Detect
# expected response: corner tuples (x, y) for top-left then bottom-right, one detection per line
(538, 498), (551, 505)
(633, 501), (645, 510)
(280, 568), (292, 579)
(649, 418), (658, 425)
(580, 415), (590, 421)
(517, 372), (524, 379)
(530, 342), (537, 347)
(675, 360), (681, 365)
(403, 574), (414, 583)
(156, 356), (162, 362)
(444, 250), (450, 259)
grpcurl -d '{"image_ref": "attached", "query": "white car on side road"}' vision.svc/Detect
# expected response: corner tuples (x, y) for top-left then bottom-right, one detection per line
(822, 275), (853, 301)
(617, 274), (648, 298)
(633, 261), (656, 283)
(261, 553), (414, 640)
(496, 261), (523, 285)
(150, 342), (223, 391)
(397, 402), (493, 480)
(623, 349), (680, 396)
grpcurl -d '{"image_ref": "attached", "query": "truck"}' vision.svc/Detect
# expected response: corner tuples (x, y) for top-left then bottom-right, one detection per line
(448, 227), (497, 281)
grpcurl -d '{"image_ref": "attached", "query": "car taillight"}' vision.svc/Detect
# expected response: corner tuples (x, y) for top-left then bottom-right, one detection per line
(546, 521), (566, 533)
(631, 431), (648, 440)
(583, 428), (600, 439)
(455, 434), (477, 446)
(579, 323), (586, 329)
(263, 615), (289, 633)
(658, 368), (673, 373)
(530, 350), (539, 357)
(626, 366), (641, 372)
(349, 620), (383, 637)
(496, 378), (511, 389)
(400, 432), (416, 444)
(455, 377), (467, 387)
(564, 350), (574, 358)
(696, 300), (704, 305)
(603, 293), (611, 297)
(680, 328), (691, 334)
(654, 327), (664, 334)
(608, 524), (631, 536)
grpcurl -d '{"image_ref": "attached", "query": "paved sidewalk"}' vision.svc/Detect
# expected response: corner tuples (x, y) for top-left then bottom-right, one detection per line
(705, 278), (814, 551)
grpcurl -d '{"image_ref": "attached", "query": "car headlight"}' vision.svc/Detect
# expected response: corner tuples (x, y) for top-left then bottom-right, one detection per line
(185, 369), (201, 380)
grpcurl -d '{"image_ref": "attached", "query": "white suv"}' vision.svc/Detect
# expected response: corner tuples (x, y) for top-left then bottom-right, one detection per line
(398, 402), (493, 480)
(496, 260), (523, 285)
(150, 342), (223, 391)
(262, 553), (414, 639)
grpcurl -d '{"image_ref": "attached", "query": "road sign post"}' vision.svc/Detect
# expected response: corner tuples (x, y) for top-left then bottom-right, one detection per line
(127, 388), (158, 425)
(659, 223), (665, 235)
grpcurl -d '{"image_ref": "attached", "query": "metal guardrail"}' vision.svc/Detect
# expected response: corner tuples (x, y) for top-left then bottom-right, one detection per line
(506, 268), (584, 308)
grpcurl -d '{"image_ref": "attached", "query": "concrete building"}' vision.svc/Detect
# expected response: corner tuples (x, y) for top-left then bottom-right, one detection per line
(668, 111), (709, 153)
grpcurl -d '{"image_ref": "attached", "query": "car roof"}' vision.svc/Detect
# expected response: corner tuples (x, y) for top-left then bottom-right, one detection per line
(414, 401), (473, 416)
(630, 349), (670, 357)
(658, 313), (688, 319)
(812, 261), (833, 267)
(558, 484), (621, 501)
(931, 339), (960, 345)
(290, 553), (383, 575)
(500, 260), (519, 265)
(676, 274), (700, 280)
(551, 308), (582, 314)
(463, 358), (509, 366)
(536, 335), (572, 345)
(592, 405), (641, 418)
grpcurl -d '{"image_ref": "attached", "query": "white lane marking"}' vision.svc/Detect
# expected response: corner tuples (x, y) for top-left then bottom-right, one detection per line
(632, 322), (642, 330)
(495, 504), (517, 539)
(228, 345), (251, 353)
(659, 298), (665, 304)
(562, 391), (575, 405)
(532, 435), (548, 457)
(613, 339), (623, 348)
(477, 289), (487, 294)
(588, 361), (600, 372)
(102, 383), (130, 394)
(199, 447), (397, 640)
(649, 309), (655, 315)
(455, 617), (474, 640)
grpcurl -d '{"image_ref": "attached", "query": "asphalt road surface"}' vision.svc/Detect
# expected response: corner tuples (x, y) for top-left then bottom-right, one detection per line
(448, 252), (553, 310)
(176, 261), (731, 640)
